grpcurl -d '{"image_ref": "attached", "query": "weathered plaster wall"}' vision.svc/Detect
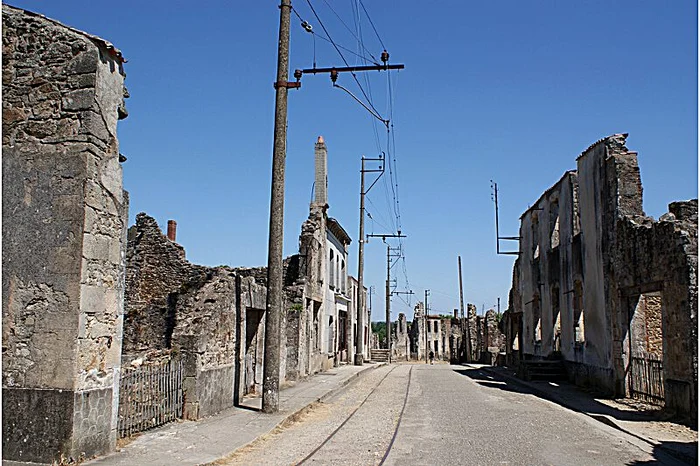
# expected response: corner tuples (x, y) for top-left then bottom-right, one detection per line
(2, 5), (128, 462)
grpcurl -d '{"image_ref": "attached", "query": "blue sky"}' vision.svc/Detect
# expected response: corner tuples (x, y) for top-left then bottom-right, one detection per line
(9, 1), (697, 322)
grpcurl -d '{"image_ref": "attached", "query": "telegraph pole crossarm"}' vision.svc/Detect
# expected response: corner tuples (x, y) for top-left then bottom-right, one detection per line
(366, 233), (406, 241)
(299, 64), (405, 75)
(298, 49), (404, 79)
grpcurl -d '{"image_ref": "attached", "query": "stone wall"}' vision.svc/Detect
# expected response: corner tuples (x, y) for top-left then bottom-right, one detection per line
(507, 134), (697, 420)
(2, 5), (129, 462)
(123, 214), (277, 417)
(475, 310), (505, 365)
(393, 313), (410, 360)
(409, 302), (426, 360)
(123, 213), (208, 358)
(610, 198), (697, 419)
(466, 303), (477, 362)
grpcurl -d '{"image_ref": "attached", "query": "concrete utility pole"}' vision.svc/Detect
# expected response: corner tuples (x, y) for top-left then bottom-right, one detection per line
(262, 4), (404, 411)
(367, 233), (405, 363)
(424, 289), (430, 363)
(355, 155), (384, 366)
(458, 255), (470, 363)
(263, 0), (297, 414)
(384, 243), (402, 362)
(386, 244), (391, 355)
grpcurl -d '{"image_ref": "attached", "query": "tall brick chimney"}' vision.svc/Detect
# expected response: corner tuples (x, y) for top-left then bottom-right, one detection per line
(314, 136), (327, 207)
(167, 220), (177, 241)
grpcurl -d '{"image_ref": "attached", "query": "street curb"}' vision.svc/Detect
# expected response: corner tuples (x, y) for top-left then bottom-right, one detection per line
(469, 364), (697, 465)
(204, 362), (387, 465)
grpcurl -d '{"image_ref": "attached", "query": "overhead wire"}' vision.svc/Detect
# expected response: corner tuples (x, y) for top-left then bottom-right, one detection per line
(359, 0), (386, 51)
(321, 0), (380, 64)
(304, 0), (384, 120)
(292, 6), (377, 66)
(300, 1), (411, 313)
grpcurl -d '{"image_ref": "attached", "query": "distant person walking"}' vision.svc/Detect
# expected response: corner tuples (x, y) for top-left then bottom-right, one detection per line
(429, 350), (434, 365)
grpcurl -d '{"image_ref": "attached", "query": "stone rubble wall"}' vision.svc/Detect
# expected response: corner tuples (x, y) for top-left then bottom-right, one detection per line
(123, 213), (208, 359)
(611, 198), (697, 419)
(466, 303), (478, 362)
(124, 213), (312, 417)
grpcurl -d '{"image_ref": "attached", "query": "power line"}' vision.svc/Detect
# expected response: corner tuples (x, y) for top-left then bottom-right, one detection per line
(292, 6), (378, 66)
(359, 0), (386, 51)
(304, 0), (383, 119)
(320, 0), (380, 64)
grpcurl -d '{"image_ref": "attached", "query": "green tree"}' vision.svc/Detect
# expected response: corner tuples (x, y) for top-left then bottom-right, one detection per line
(371, 322), (386, 347)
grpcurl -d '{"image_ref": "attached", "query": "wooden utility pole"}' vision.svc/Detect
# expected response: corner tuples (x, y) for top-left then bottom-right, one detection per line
(355, 155), (384, 365)
(263, 0), (295, 414)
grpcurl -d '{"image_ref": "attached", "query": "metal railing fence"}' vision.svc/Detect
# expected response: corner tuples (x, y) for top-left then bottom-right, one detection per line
(118, 358), (183, 438)
(629, 354), (664, 405)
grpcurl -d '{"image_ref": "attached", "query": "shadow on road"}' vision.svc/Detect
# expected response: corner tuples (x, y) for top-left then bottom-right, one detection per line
(454, 366), (665, 423)
(624, 441), (698, 465)
(453, 366), (698, 465)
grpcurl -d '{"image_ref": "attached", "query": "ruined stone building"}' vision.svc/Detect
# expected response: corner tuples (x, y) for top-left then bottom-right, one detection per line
(122, 136), (366, 413)
(2, 5), (129, 462)
(324, 217), (352, 364)
(474, 309), (505, 365)
(408, 302), (505, 365)
(504, 134), (697, 421)
(392, 312), (410, 360)
(122, 213), (271, 419)
(1, 4), (372, 459)
(287, 136), (369, 371)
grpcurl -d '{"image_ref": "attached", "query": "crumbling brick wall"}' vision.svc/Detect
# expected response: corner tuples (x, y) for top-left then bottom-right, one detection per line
(123, 214), (302, 416)
(2, 5), (129, 462)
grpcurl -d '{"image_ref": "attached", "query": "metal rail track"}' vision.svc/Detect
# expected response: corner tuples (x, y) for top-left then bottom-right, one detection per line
(296, 365), (414, 465)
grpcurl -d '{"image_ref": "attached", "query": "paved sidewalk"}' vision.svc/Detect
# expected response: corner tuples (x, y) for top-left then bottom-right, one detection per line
(466, 363), (698, 465)
(82, 362), (383, 466)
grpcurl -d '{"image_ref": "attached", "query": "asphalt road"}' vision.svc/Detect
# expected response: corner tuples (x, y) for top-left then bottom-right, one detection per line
(219, 363), (687, 466)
